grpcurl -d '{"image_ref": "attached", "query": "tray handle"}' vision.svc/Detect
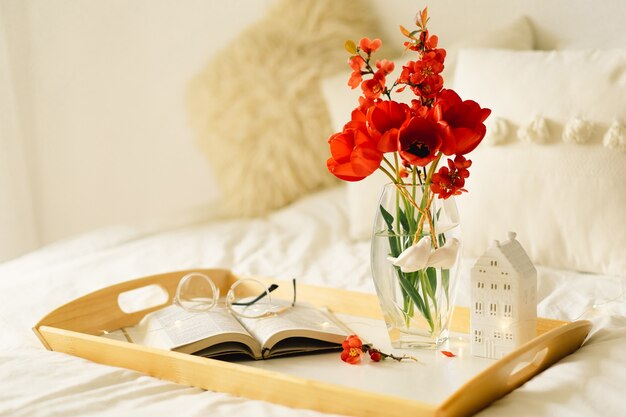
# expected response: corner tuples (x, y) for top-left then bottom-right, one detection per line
(34, 268), (235, 338)
(437, 319), (592, 417)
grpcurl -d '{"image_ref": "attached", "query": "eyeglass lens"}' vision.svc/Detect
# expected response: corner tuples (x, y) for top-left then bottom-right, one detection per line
(174, 273), (218, 312)
(175, 273), (297, 318)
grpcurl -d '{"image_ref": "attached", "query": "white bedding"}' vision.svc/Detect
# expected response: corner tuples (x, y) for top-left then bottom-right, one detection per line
(0, 186), (624, 417)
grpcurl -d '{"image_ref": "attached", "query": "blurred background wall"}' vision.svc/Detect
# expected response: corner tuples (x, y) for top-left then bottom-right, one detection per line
(0, 0), (275, 262)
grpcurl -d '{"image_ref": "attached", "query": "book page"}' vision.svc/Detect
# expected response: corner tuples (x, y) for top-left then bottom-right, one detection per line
(125, 304), (253, 353)
(236, 301), (348, 352)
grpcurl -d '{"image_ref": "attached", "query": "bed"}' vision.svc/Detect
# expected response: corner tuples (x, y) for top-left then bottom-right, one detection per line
(1, 1), (625, 416)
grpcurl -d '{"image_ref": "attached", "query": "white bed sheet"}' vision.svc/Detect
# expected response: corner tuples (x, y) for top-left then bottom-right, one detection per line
(0, 186), (624, 417)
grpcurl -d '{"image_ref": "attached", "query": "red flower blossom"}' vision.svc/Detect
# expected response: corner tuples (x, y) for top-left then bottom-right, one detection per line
(366, 100), (411, 152)
(369, 349), (382, 362)
(341, 334), (364, 364)
(398, 54), (445, 99)
(453, 154), (472, 171)
(360, 60), (394, 100)
(348, 56), (365, 89)
(417, 74), (444, 98)
(341, 348), (363, 364)
(359, 37), (382, 54)
(423, 32), (439, 50)
(399, 51), (445, 86)
(398, 61), (416, 85)
(361, 72), (386, 100)
(433, 89), (491, 155)
(398, 116), (442, 166)
(327, 126), (382, 182)
(342, 334), (363, 350)
(375, 59), (395, 76)
(410, 99), (429, 118)
(431, 155), (472, 199)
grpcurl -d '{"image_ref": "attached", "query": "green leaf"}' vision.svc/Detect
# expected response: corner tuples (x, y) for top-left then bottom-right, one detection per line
(442, 268), (450, 304)
(406, 270), (419, 289)
(397, 207), (410, 234)
(380, 205), (404, 257)
(388, 235), (401, 258)
(397, 271), (432, 326)
(422, 268), (437, 301)
(344, 40), (358, 55)
(380, 205), (394, 230)
(399, 25), (412, 38)
(402, 235), (413, 252)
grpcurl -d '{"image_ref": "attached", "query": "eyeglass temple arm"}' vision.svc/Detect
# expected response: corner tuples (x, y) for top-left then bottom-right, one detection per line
(230, 279), (297, 307)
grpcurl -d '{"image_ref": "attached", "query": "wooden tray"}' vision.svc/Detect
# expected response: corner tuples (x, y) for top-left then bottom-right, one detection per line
(33, 268), (591, 417)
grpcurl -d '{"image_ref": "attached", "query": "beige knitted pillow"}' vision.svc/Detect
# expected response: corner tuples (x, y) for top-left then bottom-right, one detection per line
(187, 0), (381, 217)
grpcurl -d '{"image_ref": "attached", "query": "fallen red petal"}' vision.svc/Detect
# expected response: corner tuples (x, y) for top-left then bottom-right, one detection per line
(441, 350), (456, 357)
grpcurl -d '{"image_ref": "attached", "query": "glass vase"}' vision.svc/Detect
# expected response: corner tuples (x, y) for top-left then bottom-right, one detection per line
(371, 182), (461, 348)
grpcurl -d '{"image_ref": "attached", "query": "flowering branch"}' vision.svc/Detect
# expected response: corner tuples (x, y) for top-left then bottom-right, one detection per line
(340, 335), (418, 364)
(326, 7), (491, 205)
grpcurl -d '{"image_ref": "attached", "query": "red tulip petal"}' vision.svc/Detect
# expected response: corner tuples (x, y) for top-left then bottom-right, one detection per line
(351, 145), (382, 176)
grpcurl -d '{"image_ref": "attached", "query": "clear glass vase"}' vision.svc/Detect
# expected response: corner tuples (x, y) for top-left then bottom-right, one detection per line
(371, 182), (461, 348)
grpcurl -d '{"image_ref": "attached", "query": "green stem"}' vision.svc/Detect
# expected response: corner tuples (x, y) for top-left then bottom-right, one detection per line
(415, 153), (443, 245)
(423, 154), (442, 197)
(409, 167), (417, 235)
(382, 157), (398, 180)
(392, 153), (401, 235)
(378, 165), (397, 183)
(417, 270), (435, 332)
(393, 153), (401, 183)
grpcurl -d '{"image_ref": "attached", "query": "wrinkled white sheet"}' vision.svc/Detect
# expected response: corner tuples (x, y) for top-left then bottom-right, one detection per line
(0, 186), (624, 417)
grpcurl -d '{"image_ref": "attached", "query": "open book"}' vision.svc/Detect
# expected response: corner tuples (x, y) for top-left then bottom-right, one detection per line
(104, 301), (349, 360)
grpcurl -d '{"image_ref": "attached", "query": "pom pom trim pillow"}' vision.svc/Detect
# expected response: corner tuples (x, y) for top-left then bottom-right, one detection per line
(452, 48), (626, 277)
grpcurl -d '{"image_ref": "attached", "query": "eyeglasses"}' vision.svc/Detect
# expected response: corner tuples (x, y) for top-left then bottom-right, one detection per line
(174, 272), (297, 319)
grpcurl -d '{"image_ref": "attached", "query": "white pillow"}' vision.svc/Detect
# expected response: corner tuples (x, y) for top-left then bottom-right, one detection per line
(452, 49), (626, 277)
(441, 15), (534, 86)
(321, 16), (535, 241)
(454, 49), (626, 128)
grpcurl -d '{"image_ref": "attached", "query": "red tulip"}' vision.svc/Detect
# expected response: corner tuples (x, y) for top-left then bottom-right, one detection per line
(366, 100), (411, 152)
(398, 116), (442, 166)
(433, 89), (491, 155)
(327, 127), (382, 182)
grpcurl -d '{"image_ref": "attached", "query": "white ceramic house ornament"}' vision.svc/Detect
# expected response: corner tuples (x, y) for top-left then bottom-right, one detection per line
(470, 232), (537, 359)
